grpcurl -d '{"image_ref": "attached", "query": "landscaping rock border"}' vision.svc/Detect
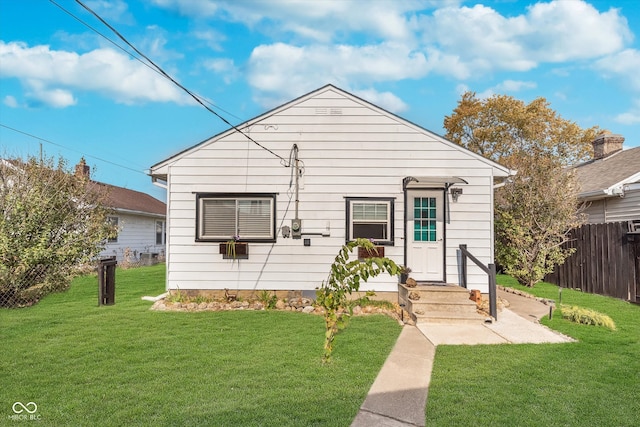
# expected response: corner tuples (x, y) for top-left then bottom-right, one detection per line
(497, 285), (556, 306)
(149, 296), (402, 321)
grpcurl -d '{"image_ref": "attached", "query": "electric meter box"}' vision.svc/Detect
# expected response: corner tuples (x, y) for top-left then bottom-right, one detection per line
(291, 218), (302, 239)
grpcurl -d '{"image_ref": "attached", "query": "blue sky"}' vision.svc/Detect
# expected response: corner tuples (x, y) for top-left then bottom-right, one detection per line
(1, 0), (640, 202)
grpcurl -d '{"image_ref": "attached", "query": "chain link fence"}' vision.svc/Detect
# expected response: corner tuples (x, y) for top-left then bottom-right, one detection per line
(1, 249), (165, 308)
(0, 265), (65, 308)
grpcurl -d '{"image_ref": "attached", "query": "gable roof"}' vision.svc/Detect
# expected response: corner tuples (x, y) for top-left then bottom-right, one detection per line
(150, 84), (514, 178)
(574, 146), (640, 199)
(1, 157), (165, 217)
(91, 181), (166, 217)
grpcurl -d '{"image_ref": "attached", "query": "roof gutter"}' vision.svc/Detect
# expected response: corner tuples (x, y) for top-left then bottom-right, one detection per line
(493, 170), (517, 189)
(112, 207), (166, 219)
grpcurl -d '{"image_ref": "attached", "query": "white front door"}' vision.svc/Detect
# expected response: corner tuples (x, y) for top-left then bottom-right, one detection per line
(406, 190), (444, 282)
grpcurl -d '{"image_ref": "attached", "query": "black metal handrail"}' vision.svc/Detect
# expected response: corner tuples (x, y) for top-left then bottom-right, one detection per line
(459, 244), (497, 320)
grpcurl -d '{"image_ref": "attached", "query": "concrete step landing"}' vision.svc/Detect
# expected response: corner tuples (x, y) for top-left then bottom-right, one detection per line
(399, 284), (485, 325)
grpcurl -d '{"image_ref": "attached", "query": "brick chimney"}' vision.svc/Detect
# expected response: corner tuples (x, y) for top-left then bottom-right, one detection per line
(592, 132), (624, 160)
(75, 158), (90, 179)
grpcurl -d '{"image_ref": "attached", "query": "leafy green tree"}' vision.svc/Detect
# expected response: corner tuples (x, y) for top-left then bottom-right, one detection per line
(316, 238), (399, 363)
(0, 156), (115, 306)
(444, 92), (599, 287)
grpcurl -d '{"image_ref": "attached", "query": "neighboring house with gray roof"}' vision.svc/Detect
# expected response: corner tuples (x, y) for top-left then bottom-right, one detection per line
(574, 133), (640, 227)
(73, 160), (167, 263)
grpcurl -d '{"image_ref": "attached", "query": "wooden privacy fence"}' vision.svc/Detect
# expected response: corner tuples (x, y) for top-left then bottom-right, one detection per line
(545, 221), (639, 303)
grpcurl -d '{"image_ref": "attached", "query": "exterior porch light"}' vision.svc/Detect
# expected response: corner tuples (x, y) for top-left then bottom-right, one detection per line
(450, 187), (463, 202)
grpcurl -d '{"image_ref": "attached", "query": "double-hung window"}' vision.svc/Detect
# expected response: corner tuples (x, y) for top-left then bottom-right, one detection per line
(196, 193), (276, 242)
(155, 220), (166, 245)
(346, 198), (394, 245)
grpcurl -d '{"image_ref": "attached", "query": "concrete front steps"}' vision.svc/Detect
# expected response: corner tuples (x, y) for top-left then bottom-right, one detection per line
(398, 283), (487, 324)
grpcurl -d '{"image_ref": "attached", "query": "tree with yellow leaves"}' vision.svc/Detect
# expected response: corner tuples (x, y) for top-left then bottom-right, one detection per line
(444, 92), (599, 287)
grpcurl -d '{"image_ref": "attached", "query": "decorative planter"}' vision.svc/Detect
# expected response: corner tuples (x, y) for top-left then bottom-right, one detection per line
(219, 242), (249, 259)
(399, 273), (409, 284)
(358, 246), (384, 260)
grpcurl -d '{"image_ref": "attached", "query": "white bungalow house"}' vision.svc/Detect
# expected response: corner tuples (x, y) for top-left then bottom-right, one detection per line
(149, 85), (513, 300)
(73, 160), (167, 263)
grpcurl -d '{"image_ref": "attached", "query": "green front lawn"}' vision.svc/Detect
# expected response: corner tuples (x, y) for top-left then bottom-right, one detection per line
(426, 275), (640, 426)
(0, 265), (401, 426)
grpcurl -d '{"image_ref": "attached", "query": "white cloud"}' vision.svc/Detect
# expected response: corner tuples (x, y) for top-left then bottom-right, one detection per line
(150, 0), (219, 17)
(247, 42), (427, 107)
(149, 0), (635, 119)
(0, 41), (188, 107)
(152, 0), (419, 42)
(203, 58), (239, 84)
(140, 26), (184, 64)
(614, 99), (640, 125)
(595, 49), (640, 91)
(420, 0), (631, 75)
(592, 49), (640, 126)
(192, 30), (226, 51)
(615, 111), (640, 125)
(25, 80), (77, 108)
(353, 88), (408, 113)
(475, 80), (536, 99)
(154, 0), (633, 108)
(85, 0), (133, 24)
(524, 1), (631, 61)
(457, 80), (536, 99)
(421, 5), (534, 73)
(3, 95), (18, 108)
(495, 80), (537, 92)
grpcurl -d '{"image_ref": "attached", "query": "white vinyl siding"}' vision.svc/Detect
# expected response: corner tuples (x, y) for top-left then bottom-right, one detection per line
(605, 189), (640, 222)
(584, 200), (606, 224)
(100, 213), (166, 261)
(197, 195), (275, 241)
(583, 190), (640, 224)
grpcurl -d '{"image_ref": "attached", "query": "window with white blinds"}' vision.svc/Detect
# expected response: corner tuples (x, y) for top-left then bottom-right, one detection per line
(345, 197), (394, 244)
(197, 194), (276, 241)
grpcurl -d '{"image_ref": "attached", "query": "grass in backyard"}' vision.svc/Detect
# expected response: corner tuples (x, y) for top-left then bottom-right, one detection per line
(426, 275), (640, 427)
(0, 264), (401, 426)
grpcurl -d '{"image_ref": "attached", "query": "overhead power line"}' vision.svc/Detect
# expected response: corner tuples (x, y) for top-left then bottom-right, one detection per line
(0, 123), (148, 175)
(48, 0), (243, 123)
(71, 0), (290, 166)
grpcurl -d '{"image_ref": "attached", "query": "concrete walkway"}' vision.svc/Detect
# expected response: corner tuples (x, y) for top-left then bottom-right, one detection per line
(351, 291), (573, 427)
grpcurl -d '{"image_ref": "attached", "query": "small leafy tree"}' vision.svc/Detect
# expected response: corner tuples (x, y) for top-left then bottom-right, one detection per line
(444, 92), (599, 287)
(316, 238), (399, 363)
(0, 156), (115, 306)
(495, 157), (586, 287)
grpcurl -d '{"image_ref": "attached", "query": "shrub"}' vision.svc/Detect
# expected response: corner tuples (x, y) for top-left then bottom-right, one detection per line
(560, 305), (616, 330)
(0, 156), (115, 307)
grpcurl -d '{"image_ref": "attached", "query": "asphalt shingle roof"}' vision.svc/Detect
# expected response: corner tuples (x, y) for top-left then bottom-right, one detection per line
(91, 181), (166, 216)
(574, 146), (640, 194)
